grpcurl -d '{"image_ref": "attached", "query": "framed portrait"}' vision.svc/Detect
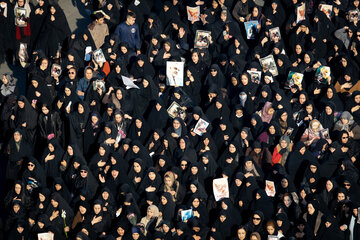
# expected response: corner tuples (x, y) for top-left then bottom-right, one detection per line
(93, 48), (106, 63)
(166, 61), (184, 87)
(51, 64), (62, 77)
(320, 4), (333, 19)
(244, 21), (258, 39)
(15, 7), (27, 27)
(349, 10), (359, 22)
(194, 30), (211, 48)
(285, 71), (304, 90)
(247, 70), (262, 84)
(315, 66), (331, 84)
(269, 27), (281, 41)
(259, 55), (278, 76)
(193, 118), (209, 136)
(167, 101), (183, 119)
(296, 3), (306, 23)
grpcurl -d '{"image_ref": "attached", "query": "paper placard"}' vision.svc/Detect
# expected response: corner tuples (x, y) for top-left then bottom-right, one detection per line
(166, 61), (184, 87)
(213, 178), (229, 201)
(244, 21), (258, 39)
(121, 75), (140, 89)
(187, 6), (200, 22)
(259, 55), (278, 76)
(193, 118), (209, 136)
(38, 232), (54, 240)
(296, 3), (306, 23)
(181, 209), (193, 221)
(265, 180), (276, 197)
(194, 30), (211, 49)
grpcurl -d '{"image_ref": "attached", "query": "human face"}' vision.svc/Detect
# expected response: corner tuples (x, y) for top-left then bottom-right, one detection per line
(117, 227), (125, 236)
(252, 214), (261, 225)
(179, 138), (186, 149)
(17, 101), (25, 109)
(355, 95), (360, 104)
(93, 204), (101, 215)
(284, 196), (292, 207)
(164, 176), (172, 187)
(85, 69), (93, 79)
(28, 162), (35, 171)
(99, 146), (106, 156)
(132, 145), (140, 154)
(307, 203), (315, 215)
(78, 104), (84, 114)
(96, 17), (104, 25)
(164, 43), (171, 52)
(133, 162), (141, 173)
(15, 184), (22, 195)
(325, 106), (332, 115)
(280, 112), (288, 122)
(281, 178), (288, 188)
(192, 52), (199, 63)
(267, 225), (275, 235)
(269, 125), (276, 135)
(280, 140), (288, 149)
(295, 44), (302, 54)
(161, 196), (168, 205)
(126, 15), (136, 26)
(192, 198), (200, 208)
(241, 74), (249, 85)
(148, 171), (156, 181)
(173, 120), (181, 129)
(79, 205), (87, 215)
(14, 132), (21, 142)
(147, 208), (153, 218)
(237, 228), (246, 240)
(338, 193), (345, 201)
(229, 144), (236, 153)
(299, 94), (306, 104)
(31, 80), (39, 88)
(51, 199), (59, 208)
(304, 54), (311, 64)
(210, 68), (217, 77)
(40, 59), (48, 70)
(326, 180), (333, 192)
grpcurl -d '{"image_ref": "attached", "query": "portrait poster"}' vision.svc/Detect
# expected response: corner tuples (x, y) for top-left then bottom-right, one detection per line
(315, 66), (331, 84)
(193, 118), (209, 136)
(244, 21), (258, 39)
(194, 30), (211, 48)
(213, 178), (229, 201)
(269, 27), (281, 41)
(320, 4), (333, 19)
(187, 6), (200, 22)
(265, 180), (276, 197)
(51, 64), (62, 77)
(296, 3), (306, 23)
(247, 70), (262, 84)
(93, 48), (106, 63)
(15, 7), (27, 27)
(259, 55), (278, 76)
(349, 10), (359, 22)
(19, 43), (28, 63)
(121, 75), (140, 89)
(167, 101), (183, 119)
(38, 233), (54, 240)
(285, 71), (303, 90)
(92, 79), (106, 92)
(181, 209), (193, 222)
(166, 61), (184, 87)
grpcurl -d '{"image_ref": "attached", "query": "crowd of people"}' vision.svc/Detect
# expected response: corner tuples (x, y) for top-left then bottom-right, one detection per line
(1, 0), (360, 239)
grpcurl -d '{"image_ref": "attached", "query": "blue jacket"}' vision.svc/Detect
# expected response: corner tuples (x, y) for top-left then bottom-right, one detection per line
(114, 22), (141, 50)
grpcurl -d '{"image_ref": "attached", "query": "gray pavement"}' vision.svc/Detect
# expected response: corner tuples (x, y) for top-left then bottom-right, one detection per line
(0, 0), (90, 94)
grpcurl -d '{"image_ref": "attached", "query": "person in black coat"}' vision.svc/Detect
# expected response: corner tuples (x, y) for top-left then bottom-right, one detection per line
(5, 129), (33, 182)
